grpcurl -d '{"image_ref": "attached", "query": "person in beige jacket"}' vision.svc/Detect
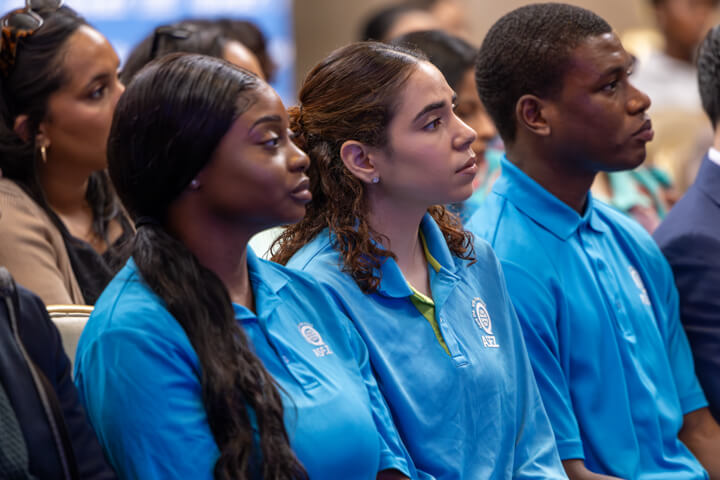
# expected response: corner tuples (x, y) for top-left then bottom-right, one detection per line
(0, 2), (131, 305)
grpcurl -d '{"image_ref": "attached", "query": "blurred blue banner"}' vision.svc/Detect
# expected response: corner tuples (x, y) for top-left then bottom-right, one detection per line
(0, 0), (295, 103)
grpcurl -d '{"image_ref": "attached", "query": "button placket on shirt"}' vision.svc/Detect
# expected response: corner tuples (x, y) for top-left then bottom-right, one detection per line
(581, 226), (634, 339)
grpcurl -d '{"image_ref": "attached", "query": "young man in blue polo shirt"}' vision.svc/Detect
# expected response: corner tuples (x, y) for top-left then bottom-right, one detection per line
(468, 4), (720, 479)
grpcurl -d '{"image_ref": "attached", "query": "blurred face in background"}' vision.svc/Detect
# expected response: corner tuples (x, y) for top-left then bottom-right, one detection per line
(655, 0), (718, 54)
(223, 40), (265, 79)
(454, 68), (497, 161)
(40, 25), (124, 175)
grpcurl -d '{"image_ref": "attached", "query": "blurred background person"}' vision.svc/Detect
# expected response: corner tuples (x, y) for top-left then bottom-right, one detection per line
(361, 3), (440, 41)
(655, 23), (720, 426)
(120, 20), (265, 84)
(0, 0), (129, 305)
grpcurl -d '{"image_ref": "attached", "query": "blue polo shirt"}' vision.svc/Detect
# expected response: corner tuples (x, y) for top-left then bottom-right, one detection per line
(74, 249), (413, 480)
(468, 158), (708, 479)
(287, 213), (566, 480)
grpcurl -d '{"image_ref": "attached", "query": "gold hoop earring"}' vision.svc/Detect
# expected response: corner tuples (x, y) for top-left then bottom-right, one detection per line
(40, 145), (47, 164)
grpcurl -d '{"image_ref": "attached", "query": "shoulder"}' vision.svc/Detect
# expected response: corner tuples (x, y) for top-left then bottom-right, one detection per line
(285, 233), (351, 287)
(0, 178), (50, 226)
(81, 261), (181, 348)
(655, 187), (717, 249)
(595, 200), (662, 254)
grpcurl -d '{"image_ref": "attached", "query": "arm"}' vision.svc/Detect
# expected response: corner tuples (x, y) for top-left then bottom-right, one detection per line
(562, 460), (623, 480)
(491, 259), (566, 480)
(74, 325), (219, 480)
(331, 287), (416, 479)
(16, 286), (116, 479)
(659, 233), (720, 420)
(679, 408), (720, 479)
(0, 186), (79, 304)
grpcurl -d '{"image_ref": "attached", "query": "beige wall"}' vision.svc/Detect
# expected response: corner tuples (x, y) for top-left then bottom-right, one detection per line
(293, 0), (656, 92)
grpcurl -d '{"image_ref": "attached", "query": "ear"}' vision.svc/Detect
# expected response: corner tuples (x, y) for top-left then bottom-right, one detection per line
(13, 114), (32, 143)
(339, 140), (378, 184)
(515, 94), (552, 137)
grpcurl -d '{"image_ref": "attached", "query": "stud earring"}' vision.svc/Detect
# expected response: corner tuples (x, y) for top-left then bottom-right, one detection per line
(189, 179), (201, 190)
(40, 145), (47, 164)
(371, 177), (380, 184)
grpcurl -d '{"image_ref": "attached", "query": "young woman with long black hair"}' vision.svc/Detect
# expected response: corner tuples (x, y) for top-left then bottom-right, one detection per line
(74, 53), (413, 480)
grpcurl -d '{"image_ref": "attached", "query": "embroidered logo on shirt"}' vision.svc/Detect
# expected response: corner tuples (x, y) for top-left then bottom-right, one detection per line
(472, 298), (499, 348)
(298, 322), (333, 357)
(628, 266), (652, 306)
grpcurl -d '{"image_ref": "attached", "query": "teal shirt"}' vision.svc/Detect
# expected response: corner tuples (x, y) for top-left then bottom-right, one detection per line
(469, 158), (708, 479)
(288, 214), (566, 480)
(74, 250), (414, 479)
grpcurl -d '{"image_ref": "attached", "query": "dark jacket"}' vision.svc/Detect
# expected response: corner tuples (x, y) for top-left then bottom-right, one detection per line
(0, 270), (116, 479)
(655, 154), (720, 423)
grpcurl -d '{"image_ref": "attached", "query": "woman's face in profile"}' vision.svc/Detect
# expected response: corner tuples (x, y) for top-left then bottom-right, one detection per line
(193, 83), (311, 229)
(40, 25), (124, 174)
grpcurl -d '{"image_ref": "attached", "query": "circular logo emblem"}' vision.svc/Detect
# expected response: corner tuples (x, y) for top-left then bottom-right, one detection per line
(472, 298), (493, 335)
(298, 323), (324, 346)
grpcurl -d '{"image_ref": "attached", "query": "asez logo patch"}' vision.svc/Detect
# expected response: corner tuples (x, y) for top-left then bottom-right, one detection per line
(472, 298), (499, 348)
(298, 323), (333, 357)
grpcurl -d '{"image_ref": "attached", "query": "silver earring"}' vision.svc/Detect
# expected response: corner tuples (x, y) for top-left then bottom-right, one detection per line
(40, 145), (47, 164)
(371, 177), (380, 184)
(189, 179), (200, 190)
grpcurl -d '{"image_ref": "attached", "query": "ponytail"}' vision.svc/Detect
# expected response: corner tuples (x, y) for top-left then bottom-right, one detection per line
(131, 224), (307, 479)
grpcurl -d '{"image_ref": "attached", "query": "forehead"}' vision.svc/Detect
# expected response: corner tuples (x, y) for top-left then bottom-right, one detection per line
(394, 61), (453, 116)
(232, 83), (286, 129)
(58, 25), (118, 82)
(562, 32), (630, 86)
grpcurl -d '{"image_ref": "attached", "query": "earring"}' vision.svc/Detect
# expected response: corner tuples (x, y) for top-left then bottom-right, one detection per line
(371, 177), (380, 184)
(189, 178), (200, 190)
(40, 145), (47, 164)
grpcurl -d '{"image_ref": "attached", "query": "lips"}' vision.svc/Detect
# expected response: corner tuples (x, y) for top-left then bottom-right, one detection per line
(456, 151), (478, 175)
(290, 177), (312, 203)
(632, 119), (654, 142)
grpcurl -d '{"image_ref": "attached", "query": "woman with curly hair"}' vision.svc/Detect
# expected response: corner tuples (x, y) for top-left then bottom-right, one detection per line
(272, 42), (566, 479)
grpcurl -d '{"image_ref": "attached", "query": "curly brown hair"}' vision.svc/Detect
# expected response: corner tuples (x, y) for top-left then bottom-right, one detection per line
(271, 42), (474, 293)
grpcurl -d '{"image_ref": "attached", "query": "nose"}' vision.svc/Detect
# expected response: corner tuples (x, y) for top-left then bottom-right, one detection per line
(453, 115), (477, 152)
(288, 140), (310, 173)
(111, 79), (125, 108)
(627, 81), (651, 115)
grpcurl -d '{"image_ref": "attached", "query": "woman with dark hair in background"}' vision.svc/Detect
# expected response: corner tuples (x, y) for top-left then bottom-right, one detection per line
(393, 29), (500, 220)
(272, 41), (566, 479)
(74, 53), (414, 480)
(119, 19), (265, 85)
(0, 0), (130, 305)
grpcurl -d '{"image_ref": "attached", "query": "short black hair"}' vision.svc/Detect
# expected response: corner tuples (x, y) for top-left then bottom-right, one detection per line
(475, 3), (611, 143)
(391, 29), (475, 89)
(698, 24), (720, 127)
(361, 3), (424, 41)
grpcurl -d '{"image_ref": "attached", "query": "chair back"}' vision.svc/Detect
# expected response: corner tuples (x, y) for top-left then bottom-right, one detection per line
(46, 305), (93, 369)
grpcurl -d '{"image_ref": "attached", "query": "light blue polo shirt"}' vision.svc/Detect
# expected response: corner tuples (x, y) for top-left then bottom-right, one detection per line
(74, 249), (414, 480)
(468, 157), (708, 479)
(287, 213), (566, 480)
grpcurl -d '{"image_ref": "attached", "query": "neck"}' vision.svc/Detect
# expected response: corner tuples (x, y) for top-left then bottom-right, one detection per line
(38, 161), (90, 215)
(366, 192), (427, 280)
(713, 128), (720, 151)
(170, 205), (257, 310)
(507, 144), (593, 214)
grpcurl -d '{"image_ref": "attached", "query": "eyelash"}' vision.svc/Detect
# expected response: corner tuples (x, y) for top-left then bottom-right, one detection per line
(423, 117), (443, 131)
(88, 84), (108, 100)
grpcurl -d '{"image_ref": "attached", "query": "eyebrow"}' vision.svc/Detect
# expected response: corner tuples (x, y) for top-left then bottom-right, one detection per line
(250, 114), (282, 130)
(412, 94), (457, 123)
(83, 71), (112, 89)
(599, 55), (635, 78)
